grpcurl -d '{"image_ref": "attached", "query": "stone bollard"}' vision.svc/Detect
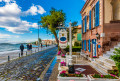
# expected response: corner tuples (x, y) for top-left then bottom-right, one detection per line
(26, 51), (27, 55)
(19, 53), (20, 58)
(8, 56), (10, 61)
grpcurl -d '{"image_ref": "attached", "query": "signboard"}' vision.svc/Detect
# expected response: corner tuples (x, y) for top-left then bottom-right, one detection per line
(59, 29), (67, 49)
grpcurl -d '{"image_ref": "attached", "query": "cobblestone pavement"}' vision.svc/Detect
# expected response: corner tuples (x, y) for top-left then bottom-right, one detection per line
(0, 47), (58, 81)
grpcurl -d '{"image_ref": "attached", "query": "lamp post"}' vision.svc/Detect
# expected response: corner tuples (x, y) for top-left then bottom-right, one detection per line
(38, 21), (40, 51)
(69, 21), (72, 65)
(32, 18), (40, 51)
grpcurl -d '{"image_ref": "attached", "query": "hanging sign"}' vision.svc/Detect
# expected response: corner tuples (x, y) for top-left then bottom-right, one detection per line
(59, 29), (68, 49)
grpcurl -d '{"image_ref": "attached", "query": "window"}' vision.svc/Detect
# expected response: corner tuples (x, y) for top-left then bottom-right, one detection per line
(93, 6), (96, 28)
(87, 16), (89, 30)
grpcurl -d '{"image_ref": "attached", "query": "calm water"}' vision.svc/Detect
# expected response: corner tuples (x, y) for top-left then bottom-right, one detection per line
(0, 43), (38, 52)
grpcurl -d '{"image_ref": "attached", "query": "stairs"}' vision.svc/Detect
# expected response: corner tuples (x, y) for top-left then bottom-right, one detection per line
(90, 42), (120, 75)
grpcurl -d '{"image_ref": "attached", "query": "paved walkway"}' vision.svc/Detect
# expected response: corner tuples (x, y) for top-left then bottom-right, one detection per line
(0, 45), (55, 64)
(0, 46), (57, 81)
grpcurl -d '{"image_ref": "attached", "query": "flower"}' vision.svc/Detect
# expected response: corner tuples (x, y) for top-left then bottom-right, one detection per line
(58, 51), (61, 55)
(60, 71), (66, 74)
(101, 75), (103, 77)
(62, 54), (65, 57)
(61, 61), (66, 66)
(111, 74), (115, 77)
(75, 72), (81, 75)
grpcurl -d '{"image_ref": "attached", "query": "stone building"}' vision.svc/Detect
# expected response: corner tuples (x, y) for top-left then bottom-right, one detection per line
(81, 0), (120, 61)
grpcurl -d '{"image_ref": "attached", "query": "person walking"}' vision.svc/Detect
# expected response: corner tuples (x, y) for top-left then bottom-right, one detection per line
(27, 44), (29, 51)
(30, 44), (32, 51)
(20, 44), (24, 56)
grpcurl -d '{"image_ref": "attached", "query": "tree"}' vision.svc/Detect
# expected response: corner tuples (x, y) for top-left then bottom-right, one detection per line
(39, 38), (42, 43)
(40, 8), (66, 52)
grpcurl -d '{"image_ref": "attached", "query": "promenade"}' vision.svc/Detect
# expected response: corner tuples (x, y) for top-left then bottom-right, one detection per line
(0, 45), (55, 64)
(0, 45), (58, 81)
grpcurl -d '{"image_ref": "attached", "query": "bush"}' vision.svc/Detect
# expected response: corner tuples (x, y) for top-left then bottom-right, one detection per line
(111, 48), (120, 76)
(74, 41), (81, 46)
(64, 46), (81, 52)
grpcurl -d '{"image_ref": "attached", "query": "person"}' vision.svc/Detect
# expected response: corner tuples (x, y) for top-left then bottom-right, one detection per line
(27, 44), (29, 51)
(41, 43), (42, 48)
(46, 43), (47, 47)
(20, 44), (24, 56)
(30, 44), (32, 50)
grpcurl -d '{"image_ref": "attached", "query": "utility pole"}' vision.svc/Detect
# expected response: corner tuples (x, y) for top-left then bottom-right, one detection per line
(38, 21), (40, 51)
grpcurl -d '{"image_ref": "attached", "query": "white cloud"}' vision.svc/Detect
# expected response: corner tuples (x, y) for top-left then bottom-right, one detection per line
(23, 4), (46, 16)
(0, 1), (46, 34)
(0, 33), (20, 38)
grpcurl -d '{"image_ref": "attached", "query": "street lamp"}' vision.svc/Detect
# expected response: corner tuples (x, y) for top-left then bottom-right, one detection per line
(32, 18), (40, 51)
(96, 32), (100, 40)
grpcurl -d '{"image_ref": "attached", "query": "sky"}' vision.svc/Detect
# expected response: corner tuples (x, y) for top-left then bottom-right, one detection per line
(0, 0), (85, 43)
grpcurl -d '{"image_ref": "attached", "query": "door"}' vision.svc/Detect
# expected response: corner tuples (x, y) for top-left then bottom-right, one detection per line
(92, 39), (96, 57)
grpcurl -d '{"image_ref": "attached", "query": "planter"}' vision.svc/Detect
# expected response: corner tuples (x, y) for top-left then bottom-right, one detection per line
(57, 56), (61, 59)
(57, 74), (87, 81)
(58, 63), (68, 71)
(87, 74), (120, 81)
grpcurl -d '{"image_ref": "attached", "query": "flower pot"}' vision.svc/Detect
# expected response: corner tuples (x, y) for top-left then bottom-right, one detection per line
(57, 74), (87, 81)
(87, 74), (120, 81)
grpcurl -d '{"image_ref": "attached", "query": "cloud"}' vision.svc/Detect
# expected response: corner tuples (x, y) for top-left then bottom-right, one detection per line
(83, 0), (86, 2)
(23, 4), (46, 16)
(0, 33), (20, 39)
(0, 1), (46, 34)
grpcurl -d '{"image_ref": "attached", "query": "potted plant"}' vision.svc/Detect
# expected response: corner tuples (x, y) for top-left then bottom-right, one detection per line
(87, 74), (120, 81)
(58, 71), (87, 81)
(57, 51), (62, 59)
(61, 61), (66, 66)
(61, 54), (66, 58)
(93, 56), (97, 58)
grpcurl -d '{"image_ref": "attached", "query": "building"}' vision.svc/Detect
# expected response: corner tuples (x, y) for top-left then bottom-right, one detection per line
(72, 25), (82, 46)
(42, 40), (57, 45)
(81, 0), (120, 61)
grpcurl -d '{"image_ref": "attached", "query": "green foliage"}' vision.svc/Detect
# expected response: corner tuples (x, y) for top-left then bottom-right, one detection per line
(64, 46), (81, 52)
(40, 8), (66, 36)
(39, 38), (42, 43)
(92, 74), (117, 79)
(111, 48), (120, 76)
(74, 41), (81, 46)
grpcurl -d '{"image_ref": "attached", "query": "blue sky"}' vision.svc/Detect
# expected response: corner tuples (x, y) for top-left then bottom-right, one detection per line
(0, 0), (85, 43)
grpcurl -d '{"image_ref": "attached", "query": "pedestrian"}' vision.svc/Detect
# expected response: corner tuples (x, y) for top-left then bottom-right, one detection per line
(20, 44), (24, 56)
(46, 43), (47, 47)
(27, 44), (29, 51)
(30, 44), (32, 50)
(41, 43), (42, 48)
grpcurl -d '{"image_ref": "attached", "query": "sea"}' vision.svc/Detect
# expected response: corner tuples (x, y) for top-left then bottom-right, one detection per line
(0, 43), (38, 54)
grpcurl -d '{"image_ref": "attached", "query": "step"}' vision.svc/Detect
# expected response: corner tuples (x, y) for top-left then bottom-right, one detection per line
(97, 58), (116, 69)
(100, 56), (115, 65)
(114, 46), (119, 49)
(91, 61), (110, 73)
(89, 63), (108, 75)
(106, 51), (114, 55)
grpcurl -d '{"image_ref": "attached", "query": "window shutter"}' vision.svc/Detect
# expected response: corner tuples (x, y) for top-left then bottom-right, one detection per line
(85, 16), (87, 32)
(82, 41), (83, 50)
(84, 40), (86, 51)
(89, 10), (91, 30)
(89, 39), (91, 52)
(82, 20), (83, 34)
(95, 1), (100, 27)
